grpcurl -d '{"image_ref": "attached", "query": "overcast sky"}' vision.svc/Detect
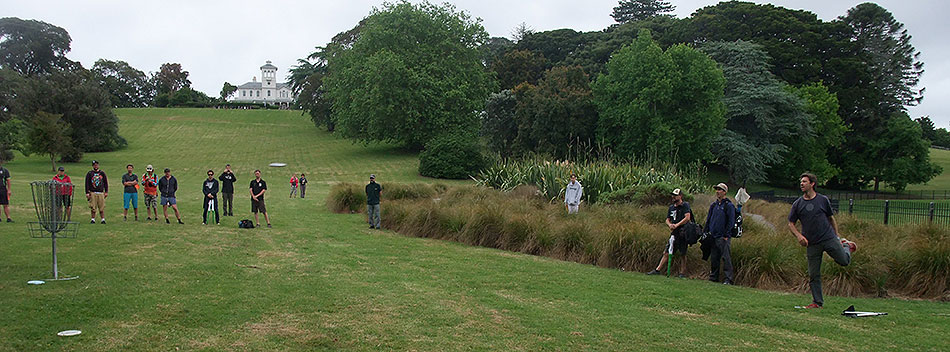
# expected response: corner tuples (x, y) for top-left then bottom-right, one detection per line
(5, 0), (948, 126)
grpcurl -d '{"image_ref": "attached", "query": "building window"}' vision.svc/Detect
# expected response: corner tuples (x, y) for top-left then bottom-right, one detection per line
(256, 91), (260, 97)
(242, 90), (245, 96)
(267, 90), (271, 97)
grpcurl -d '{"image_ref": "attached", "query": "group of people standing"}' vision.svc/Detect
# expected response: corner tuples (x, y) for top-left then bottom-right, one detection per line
(289, 173), (308, 199)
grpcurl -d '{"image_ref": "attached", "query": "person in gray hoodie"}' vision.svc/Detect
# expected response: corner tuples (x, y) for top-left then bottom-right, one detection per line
(564, 174), (583, 214)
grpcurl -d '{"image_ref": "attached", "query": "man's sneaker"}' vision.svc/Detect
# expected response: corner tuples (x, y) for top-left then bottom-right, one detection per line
(123, 216), (127, 221)
(6, 218), (12, 223)
(266, 224), (272, 228)
(677, 273), (687, 279)
(135, 216), (138, 221)
(723, 280), (734, 285)
(841, 238), (857, 253)
(804, 303), (822, 309)
(90, 219), (96, 224)
(165, 218), (170, 224)
(202, 222), (207, 225)
(646, 270), (662, 275)
(146, 217), (151, 221)
(100, 219), (106, 224)
(178, 219), (184, 225)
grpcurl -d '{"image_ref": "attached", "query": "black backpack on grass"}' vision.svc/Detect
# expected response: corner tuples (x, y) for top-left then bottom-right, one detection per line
(238, 219), (255, 229)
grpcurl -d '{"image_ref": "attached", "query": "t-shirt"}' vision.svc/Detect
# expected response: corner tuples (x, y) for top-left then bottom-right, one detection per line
(142, 173), (158, 196)
(366, 182), (382, 205)
(668, 202), (692, 226)
(85, 169), (108, 193)
(122, 173), (138, 193)
(299, 177), (308, 185)
(290, 177), (298, 186)
(219, 172), (236, 194)
(0, 167), (9, 190)
(788, 194), (836, 245)
(250, 179), (267, 200)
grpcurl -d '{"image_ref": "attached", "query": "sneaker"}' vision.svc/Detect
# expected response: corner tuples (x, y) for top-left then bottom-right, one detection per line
(6, 218), (12, 223)
(370, 225), (375, 229)
(202, 222), (207, 225)
(165, 218), (170, 224)
(840, 238), (857, 253)
(91, 219), (96, 224)
(677, 273), (687, 279)
(646, 270), (662, 276)
(804, 303), (822, 309)
(135, 216), (138, 221)
(147, 217), (152, 221)
(178, 219), (184, 224)
(123, 216), (127, 221)
(723, 280), (734, 285)
(100, 219), (106, 224)
(267, 224), (272, 228)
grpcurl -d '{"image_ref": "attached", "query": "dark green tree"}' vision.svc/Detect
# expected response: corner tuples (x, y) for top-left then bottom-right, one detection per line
(513, 66), (597, 158)
(26, 111), (73, 171)
(611, 0), (675, 24)
(916, 116), (936, 142)
(481, 90), (517, 157)
(491, 49), (549, 90)
(701, 40), (810, 185)
(220, 82), (237, 101)
(151, 63), (190, 95)
(768, 82), (847, 185)
(592, 30), (725, 163)
(92, 59), (153, 107)
(0, 17), (73, 76)
(323, 2), (494, 149)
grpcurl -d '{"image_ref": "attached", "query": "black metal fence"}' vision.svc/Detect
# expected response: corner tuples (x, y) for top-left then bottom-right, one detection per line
(752, 190), (950, 226)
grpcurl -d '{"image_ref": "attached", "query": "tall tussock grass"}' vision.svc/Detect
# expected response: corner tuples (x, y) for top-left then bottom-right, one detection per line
(329, 183), (950, 300)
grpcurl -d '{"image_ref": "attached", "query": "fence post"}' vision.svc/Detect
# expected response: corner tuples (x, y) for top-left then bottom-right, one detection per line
(930, 202), (936, 224)
(849, 199), (854, 215)
(884, 200), (890, 225)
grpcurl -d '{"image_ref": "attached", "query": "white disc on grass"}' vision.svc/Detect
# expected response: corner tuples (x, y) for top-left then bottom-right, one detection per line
(268, 163), (287, 167)
(57, 330), (81, 337)
(27, 280), (45, 285)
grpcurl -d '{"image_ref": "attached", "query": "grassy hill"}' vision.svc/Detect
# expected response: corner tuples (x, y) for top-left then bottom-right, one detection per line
(0, 108), (947, 351)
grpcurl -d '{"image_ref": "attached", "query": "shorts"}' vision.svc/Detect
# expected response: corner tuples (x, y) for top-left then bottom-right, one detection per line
(672, 231), (688, 256)
(160, 196), (177, 206)
(251, 198), (266, 213)
(57, 194), (72, 207)
(88, 192), (106, 212)
(144, 193), (158, 208)
(0, 190), (8, 205)
(123, 192), (139, 209)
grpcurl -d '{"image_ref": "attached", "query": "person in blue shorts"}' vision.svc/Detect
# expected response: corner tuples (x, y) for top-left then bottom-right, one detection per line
(121, 164), (139, 221)
(158, 168), (183, 224)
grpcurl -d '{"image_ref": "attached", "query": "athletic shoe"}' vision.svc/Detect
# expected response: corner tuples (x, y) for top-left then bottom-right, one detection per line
(804, 303), (822, 309)
(6, 218), (12, 222)
(267, 224), (272, 228)
(840, 238), (857, 253)
(147, 217), (152, 221)
(723, 280), (734, 285)
(100, 219), (106, 224)
(123, 216), (127, 221)
(165, 218), (170, 224)
(646, 270), (662, 275)
(178, 219), (184, 224)
(677, 273), (687, 279)
(202, 222), (206, 225)
(91, 219), (96, 224)
(135, 216), (138, 221)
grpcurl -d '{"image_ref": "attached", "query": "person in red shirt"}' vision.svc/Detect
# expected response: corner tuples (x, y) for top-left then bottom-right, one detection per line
(52, 166), (73, 220)
(141, 165), (159, 221)
(289, 173), (298, 198)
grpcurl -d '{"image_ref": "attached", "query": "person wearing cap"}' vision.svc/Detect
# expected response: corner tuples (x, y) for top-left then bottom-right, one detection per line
(564, 174), (583, 214)
(0, 159), (11, 222)
(202, 169), (220, 225)
(218, 164), (237, 216)
(121, 164), (139, 221)
(788, 172), (857, 309)
(158, 167), (183, 224)
(365, 174), (382, 229)
(704, 182), (736, 285)
(142, 165), (159, 221)
(249, 169), (271, 228)
(52, 166), (73, 220)
(647, 188), (693, 277)
(85, 160), (108, 224)
(299, 173), (308, 198)
(289, 173), (298, 198)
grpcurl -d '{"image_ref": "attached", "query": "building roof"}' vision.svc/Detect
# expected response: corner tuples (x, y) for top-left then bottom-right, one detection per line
(260, 60), (277, 70)
(237, 82), (291, 90)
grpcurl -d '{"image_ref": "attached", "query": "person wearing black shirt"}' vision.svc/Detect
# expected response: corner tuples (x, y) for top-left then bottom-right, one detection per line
(218, 164), (237, 216)
(121, 164), (139, 221)
(158, 168), (183, 224)
(0, 159), (11, 222)
(647, 188), (692, 277)
(365, 174), (382, 229)
(249, 169), (271, 228)
(85, 160), (109, 224)
(299, 173), (308, 198)
(202, 169), (220, 225)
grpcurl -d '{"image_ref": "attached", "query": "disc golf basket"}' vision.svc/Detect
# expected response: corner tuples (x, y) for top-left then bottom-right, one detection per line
(27, 180), (79, 281)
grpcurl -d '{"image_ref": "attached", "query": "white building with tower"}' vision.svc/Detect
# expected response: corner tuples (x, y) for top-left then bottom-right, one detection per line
(232, 60), (295, 107)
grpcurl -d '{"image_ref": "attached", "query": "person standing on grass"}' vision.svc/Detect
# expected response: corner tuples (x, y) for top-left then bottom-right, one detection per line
(564, 174), (583, 214)
(366, 174), (382, 229)
(705, 183), (735, 285)
(0, 159), (11, 222)
(788, 173), (857, 309)
(299, 173), (308, 198)
(202, 169), (219, 225)
(289, 173), (298, 198)
(218, 164), (236, 216)
(250, 169), (271, 228)
(52, 166), (73, 220)
(158, 168), (183, 224)
(85, 160), (108, 224)
(121, 164), (139, 221)
(142, 165), (159, 221)
(647, 188), (692, 277)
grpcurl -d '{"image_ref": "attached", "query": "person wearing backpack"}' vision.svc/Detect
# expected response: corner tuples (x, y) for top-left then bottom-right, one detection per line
(647, 188), (693, 278)
(705, 183), (736, 285)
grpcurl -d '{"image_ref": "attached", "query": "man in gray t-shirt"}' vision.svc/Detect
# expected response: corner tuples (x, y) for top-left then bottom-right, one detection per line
(787, 173), (857, 309)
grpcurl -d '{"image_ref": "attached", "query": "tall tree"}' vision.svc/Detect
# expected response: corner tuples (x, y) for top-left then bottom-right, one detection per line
(611, 0), (675, 24)
(491, 49), (549, 90)
(0, 17), (73, 76)
(220, 82), (237, 102)
(701, 40), (810, 185)
(916, 116), (936, 142)
(481, 90), (518, 157)
(768, 82), (847, 185)
(26, 111), (72, 171)
(92, 59), (153, 107)
(323, 2), (494, 149)
(152, 63), (190, 94)
(592, 30), (725, 163)
(513, 66), (597, 158)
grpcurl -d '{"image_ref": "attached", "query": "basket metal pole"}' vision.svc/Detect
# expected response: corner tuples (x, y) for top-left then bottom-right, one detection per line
(52, 233), (59, 280)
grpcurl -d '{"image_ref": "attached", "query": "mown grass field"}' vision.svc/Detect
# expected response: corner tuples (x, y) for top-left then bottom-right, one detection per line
(1, 108), (948, 351)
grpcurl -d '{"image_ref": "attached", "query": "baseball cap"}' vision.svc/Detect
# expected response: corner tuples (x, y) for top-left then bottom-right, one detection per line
(91, 160), (99, 165)
(164, 168), (170, 172)
(671, 188), (682, 196)
(714, 183), (728, 193)
(146, 164), (153, 170)
(370, 174), (376, 179)
(58, 166), (65, 171)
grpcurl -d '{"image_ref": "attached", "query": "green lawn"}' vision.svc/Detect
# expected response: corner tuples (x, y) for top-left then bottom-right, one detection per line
(1, 108), (948, 351)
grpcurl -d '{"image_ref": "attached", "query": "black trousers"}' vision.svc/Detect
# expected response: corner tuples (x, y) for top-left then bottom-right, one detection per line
(300, 184), (306, 198)
(221, 192), (233, 214)
(203, 196), (219, 224)
(709, 237), (734, 282)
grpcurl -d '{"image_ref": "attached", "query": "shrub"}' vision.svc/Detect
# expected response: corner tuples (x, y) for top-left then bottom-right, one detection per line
(419, 134), (485, 179)
(327, 183), (366, 213)
(600, 182), (696, 206)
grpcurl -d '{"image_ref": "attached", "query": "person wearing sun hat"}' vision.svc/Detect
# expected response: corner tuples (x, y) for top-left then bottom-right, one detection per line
(704, 182), (735, 285)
